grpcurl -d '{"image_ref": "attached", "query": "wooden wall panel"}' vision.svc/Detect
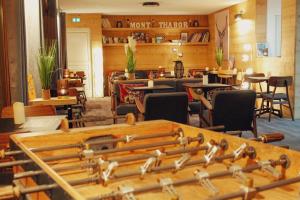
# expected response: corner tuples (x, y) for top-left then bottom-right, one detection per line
(256, 0), (267, 42)
(209, 0), (297, 117)
(295, 0), (300, 118)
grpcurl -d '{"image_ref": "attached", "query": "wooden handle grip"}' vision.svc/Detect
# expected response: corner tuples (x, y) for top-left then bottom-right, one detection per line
(261, 133), (285, 143)
(0, 186), (19, 200)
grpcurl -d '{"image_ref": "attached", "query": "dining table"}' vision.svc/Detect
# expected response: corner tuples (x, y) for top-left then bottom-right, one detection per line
(29, 97), (77, 127)
(183, 83), (232, 98)
(126, 84), (174, 93)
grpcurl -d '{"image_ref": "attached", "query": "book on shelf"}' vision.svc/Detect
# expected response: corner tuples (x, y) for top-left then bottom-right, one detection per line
(188, 32), (210, 43)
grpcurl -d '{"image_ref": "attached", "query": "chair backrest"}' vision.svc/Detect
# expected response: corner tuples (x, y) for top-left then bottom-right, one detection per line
(211, 90), (256, 132)
(1, 105), (56, 118)
(269, 76), (293, 87)
(244, 73), (265, 80)
(144, 92), (188, 124)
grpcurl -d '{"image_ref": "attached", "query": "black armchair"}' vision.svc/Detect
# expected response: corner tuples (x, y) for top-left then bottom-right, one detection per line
(199, 90), (257, 137)
(135, 92), (189, 124)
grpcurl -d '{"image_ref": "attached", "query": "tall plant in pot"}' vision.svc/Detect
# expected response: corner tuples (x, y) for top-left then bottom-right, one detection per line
(37, 41), (57, 100)
(124, 36), (137, 80)
(215, 47), (223, 68)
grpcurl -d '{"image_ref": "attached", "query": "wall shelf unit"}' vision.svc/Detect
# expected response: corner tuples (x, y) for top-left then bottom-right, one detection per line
(102, 27), (209, 32)
(103, 42), (209, 47)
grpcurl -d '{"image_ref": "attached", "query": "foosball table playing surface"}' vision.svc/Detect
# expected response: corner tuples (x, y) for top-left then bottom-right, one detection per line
(1, 120), (300, 200)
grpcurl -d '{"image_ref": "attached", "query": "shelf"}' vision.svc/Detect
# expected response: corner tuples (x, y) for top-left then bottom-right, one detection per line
(102, 27), (209, 32)
(103, 42), (209, 47)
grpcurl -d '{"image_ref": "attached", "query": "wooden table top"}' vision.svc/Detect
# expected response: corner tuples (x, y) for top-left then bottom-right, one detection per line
(0, 115), (65, 134)
(183, 82), (231, 89)
(247, 76), (269, 83)
(29, 97), (77, 106)
(126, 84), (174, 92)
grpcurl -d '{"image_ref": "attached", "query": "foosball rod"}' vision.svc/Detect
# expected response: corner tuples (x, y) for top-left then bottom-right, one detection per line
(88, 155), (289, 200)
(14, 143), (208, 180)
(111, 145), (254, 180)
(0, 134), (203, 168)
(0, 143), (251, 199)
(250, 133), (285, 143)
(2, 128), (183, 157)
(13, 136), (208, 180)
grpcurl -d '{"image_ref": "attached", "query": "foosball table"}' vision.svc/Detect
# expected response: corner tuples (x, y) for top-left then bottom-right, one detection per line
(0, 119), (299, 200)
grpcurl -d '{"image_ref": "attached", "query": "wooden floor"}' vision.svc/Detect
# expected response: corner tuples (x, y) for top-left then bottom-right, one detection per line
(84, 97), (300, 151)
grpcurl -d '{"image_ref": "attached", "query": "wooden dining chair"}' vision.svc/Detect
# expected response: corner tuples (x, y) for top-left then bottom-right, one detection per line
(260, 76), (294, 121)
(1, 105), (56, 118)
(244, 73), (266, 98)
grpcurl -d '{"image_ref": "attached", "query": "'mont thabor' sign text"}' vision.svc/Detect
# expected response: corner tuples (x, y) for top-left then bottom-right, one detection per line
(129, 21), (189, 29)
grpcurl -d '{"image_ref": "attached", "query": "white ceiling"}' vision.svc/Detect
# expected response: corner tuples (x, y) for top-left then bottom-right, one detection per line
(59, 0), (246, 15)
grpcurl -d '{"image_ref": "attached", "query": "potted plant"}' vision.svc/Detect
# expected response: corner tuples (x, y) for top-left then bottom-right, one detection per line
(215, 47), (223, 68)
(124, 36), (137, 80)
(37, 41), (57, 100)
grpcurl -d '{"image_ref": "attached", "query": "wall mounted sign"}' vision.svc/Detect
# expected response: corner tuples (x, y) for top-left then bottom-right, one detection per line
(72, 17), (80, 23)
(129, 21), (189, 29)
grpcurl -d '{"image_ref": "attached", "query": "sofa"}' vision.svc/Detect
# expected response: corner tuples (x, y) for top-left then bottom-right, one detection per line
(111, 78), (202, 123)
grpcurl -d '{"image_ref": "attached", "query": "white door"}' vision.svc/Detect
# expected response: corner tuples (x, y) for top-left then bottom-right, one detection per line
(66, 28), (93, 97)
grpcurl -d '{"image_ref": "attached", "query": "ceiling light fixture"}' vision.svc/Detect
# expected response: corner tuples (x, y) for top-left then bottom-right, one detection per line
(234, 11), (244, 22)
(142, 1), (160, 7)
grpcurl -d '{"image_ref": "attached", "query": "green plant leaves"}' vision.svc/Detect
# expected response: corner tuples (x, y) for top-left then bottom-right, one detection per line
(37, 41), (57, 89)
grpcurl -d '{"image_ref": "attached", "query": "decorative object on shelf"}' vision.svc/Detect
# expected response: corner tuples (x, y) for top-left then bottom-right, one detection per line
(180, 32), (188, 43)
(174, 60), (184, 78)
(116, 21), (123, 28)
(125, 36), (137, 80)
(215, 47), (223, 68)
(215, 10), (229, 60)
(193, 20), (200, 27)
(155, 36), (164, 43)
(37, 41), (57, 100)
(13, 102), (25, 125)
(126, 18), (130, 28)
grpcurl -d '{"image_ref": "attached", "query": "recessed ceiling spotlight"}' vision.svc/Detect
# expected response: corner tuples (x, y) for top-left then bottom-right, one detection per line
(142, 1), (160, 7)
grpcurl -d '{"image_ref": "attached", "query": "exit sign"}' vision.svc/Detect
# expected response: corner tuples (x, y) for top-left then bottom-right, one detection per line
(72, 17), (80, 23)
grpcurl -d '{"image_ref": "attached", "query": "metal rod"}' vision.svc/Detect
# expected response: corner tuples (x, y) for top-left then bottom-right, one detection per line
(3, 130), (180, 157)
(0, 135), (202, 168)
(89, 156), (288, 200)
(14, 140), (207, 180)
(10, 149), (236, 196)
(112, 153), (234, 179)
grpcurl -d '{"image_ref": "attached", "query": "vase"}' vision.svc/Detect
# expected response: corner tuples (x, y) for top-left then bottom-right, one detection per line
(128, 73), (135, 80)
(42, 89), (51, 100)
(174, 60), (184, 78)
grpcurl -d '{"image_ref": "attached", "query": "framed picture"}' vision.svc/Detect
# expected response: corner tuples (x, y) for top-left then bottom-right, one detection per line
(180, 32), (188, 43)
(256, 43), (268, 57)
